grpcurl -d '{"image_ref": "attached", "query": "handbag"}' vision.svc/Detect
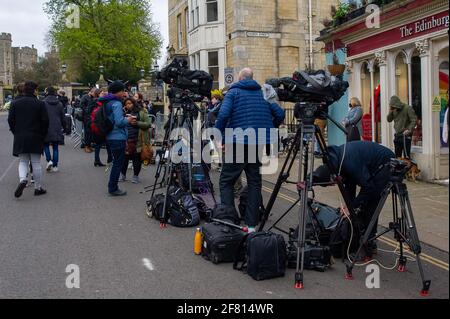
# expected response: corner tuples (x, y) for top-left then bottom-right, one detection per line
(346, 124), (361, 142)
(140, 129), (153, 165)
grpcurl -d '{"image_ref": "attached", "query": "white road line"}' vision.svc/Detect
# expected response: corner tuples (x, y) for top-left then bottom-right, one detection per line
(142, 258), (155, 271)
(0, 159), (18, 183)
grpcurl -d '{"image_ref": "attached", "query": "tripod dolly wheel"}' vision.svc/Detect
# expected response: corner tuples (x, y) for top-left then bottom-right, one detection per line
(160, 222), (167, 229)
(420, 280), (431, 297)
(345, 263), (354, 280)
(397, 257), (407, 273)
(295, 273), (304, 289)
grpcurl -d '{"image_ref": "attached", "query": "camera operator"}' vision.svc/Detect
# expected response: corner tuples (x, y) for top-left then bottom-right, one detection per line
(387, 95), (417, 158)
(215, 68), (285, 233)
(313, 141), (395, 254)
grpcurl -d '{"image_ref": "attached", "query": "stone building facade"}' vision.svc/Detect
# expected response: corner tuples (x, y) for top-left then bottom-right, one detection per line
(225, 0), (337, 85)
(0, 33), (13, 86)
(168, 0), (189, 59)
(169, 0), (337, 89)
(12, 45), (38, 71)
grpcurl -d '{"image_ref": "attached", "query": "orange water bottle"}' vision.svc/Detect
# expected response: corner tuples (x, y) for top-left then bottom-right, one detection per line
(194, 228), (203, 255)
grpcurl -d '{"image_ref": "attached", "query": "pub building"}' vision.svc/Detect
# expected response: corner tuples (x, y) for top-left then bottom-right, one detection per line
(318, 0), (449, 181)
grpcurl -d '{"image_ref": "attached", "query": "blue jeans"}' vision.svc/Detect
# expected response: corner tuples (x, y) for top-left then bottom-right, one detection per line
(107, 140), (126, 194)
(44, 143), (59, 167)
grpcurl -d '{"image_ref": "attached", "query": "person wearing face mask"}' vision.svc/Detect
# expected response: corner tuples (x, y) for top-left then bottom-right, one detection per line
(342, 97), (363, 142)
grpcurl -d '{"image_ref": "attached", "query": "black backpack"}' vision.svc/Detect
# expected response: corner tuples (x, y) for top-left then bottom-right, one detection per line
(234, 232), (286, 281)
(328, 215), (362, 260)
(146, 189), (200, 227)
(92, 101), (114, 138)
(211, 204), (240, 225)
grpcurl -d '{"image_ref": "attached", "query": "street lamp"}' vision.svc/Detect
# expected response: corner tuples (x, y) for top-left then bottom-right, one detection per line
(97, 64), (107, 88)
(153, 62), (159, 72)
(61, 63), (68, 82)
(140, 68), (146, 79)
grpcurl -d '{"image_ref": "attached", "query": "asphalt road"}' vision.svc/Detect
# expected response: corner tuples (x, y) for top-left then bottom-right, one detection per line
(0, 112), (448, 299)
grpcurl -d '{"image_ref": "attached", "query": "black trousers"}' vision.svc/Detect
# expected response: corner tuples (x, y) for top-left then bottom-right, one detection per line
(121, 153), (142, 177)
(219, 144), (262, 228)
(394, 135), (412, 158)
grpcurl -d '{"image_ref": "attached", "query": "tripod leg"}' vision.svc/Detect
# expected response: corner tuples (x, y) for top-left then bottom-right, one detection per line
(345, 183), (392, 278)
(259, 126), (302, 231)
(397, 184), (432, 296)
(295, 129), (307, 289)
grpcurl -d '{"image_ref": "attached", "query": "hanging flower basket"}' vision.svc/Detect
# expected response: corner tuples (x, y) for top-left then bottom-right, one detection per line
(328, 64), (346, 75)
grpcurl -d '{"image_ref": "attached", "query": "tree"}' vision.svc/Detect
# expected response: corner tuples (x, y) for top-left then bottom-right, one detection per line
(44, 0), (162, 85)
(13, 54), (62, 90)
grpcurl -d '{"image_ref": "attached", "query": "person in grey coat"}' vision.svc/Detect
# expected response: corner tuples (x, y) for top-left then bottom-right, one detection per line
(43, 87), (65, 173)
(342, 97), (363, 142)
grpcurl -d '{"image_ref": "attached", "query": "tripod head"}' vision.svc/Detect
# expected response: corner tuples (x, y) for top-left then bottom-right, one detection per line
(389, 158), (409, 183)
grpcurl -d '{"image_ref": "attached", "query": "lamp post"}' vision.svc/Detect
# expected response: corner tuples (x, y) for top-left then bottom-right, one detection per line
(97, 64), (107, 88)
(61, 63), (68, 83)
(140, 68), (146, 80)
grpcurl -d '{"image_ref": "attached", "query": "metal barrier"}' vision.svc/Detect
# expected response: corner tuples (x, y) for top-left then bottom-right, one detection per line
(153, 113), (169, 145)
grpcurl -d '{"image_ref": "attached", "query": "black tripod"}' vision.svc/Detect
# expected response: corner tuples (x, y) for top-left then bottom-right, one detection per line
(259, 102), (354, 289)
(345, 161), (432, 296)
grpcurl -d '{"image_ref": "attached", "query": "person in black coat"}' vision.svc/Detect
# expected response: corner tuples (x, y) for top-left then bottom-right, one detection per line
(80, 88), (97, 152)
(313, 141), (395, 254)
(43, 87), (65, 173)
(8, 81), (49, 198)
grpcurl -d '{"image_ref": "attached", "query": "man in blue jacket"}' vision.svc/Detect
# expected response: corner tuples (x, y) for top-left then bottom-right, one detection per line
(313, 141), (395, 253)
(100, 81), (136, 196)
(215, 68), (285, 232)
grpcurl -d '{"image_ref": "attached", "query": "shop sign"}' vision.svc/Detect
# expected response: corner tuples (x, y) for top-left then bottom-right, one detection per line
(400, 14), (449, 38)
(432, 96), (442, 112)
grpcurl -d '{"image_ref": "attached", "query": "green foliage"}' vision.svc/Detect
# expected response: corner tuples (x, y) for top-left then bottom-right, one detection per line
(14, 54), (62, 90)
(44, 0), (162, 85)
(333, 2), (350, 20)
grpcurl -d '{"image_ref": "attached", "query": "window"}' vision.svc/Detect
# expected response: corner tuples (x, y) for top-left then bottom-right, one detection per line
(206, 0), (218, 22)
(185, 8), (189, 33)
(177, 14), (183, 49)
(191, 0), (199, 29)
(208, 51), (219, 89)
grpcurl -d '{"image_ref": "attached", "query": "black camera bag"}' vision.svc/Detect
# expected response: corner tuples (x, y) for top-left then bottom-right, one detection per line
(201, 222), (246, 264)
(234, 232), (286, 281)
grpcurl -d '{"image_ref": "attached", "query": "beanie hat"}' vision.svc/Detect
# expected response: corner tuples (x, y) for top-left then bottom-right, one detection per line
(108, 81), (126, 94)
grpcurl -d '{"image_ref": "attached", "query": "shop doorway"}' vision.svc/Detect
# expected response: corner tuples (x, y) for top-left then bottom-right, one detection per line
(411, 53), (422, 149)
(360, 61), (381, 143)
(438, 47), (449, 151)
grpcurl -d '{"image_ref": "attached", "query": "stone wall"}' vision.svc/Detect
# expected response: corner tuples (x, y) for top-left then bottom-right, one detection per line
(168, 0), (189, 56)
(225, 0), (337, 84)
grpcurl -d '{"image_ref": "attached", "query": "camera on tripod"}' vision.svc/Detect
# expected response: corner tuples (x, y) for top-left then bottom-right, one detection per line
(266, 70), (349, 125)
(157, 58), (214, 99)
(389, 158), (410, 178)
(158, 58), (214, 120)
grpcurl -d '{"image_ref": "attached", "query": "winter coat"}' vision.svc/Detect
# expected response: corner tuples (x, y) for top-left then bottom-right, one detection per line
(343, 106), (363, 138)
(136, 109), (152, 153)
(80, 94), (94, 122)
(44, 95), (65, 144)
(99, 94), (129, 141)
(8, 94), (49, 157)
(215, 80), (285, 145)
(327, 141), (395, 209)
(387, 96), (417, 137)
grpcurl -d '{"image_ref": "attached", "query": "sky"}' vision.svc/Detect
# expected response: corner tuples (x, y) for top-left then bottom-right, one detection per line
(0, 0), (169, 66)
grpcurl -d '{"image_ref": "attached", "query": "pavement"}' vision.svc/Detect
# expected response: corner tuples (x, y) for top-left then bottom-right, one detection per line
(259, 152), (450, 253)
(0, 112), (448, 299)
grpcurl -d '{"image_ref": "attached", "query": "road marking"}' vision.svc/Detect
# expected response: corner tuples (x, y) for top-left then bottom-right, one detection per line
(0, 159), (18, 183)
(259, 182), (449, 272)
(142, 258), (155, 271)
